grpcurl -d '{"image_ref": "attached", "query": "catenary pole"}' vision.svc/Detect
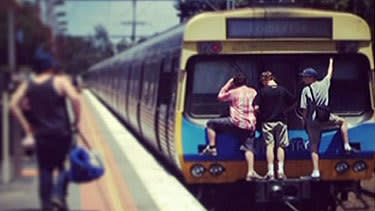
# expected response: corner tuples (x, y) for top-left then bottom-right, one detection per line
(2, 7), (16, 184)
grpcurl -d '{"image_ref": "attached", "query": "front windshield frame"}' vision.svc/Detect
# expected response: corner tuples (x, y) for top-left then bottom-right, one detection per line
(185, 54), (372, 128)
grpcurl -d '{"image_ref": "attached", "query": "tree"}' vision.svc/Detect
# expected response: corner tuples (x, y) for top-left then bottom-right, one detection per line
(175, 0), (227, 22)
(57, 25), (115, 74)
(91, 24), (114, 58)
(116, 38), (132, 53)
(0, 2), (52, 67)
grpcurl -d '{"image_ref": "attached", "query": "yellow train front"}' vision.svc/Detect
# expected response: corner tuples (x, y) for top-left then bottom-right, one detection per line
(84, 7), (375, 209)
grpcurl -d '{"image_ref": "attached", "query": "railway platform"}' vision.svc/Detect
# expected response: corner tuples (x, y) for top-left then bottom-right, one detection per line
(0, 90), (205, 211)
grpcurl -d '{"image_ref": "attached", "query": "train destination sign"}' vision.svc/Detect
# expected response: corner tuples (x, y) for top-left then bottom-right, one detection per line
(227, 18), (332, 38)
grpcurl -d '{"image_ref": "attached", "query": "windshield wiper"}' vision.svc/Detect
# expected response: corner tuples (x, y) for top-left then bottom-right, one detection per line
(229, 61), (243, 74)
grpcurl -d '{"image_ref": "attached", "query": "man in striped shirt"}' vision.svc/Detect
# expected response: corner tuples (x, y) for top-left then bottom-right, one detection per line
(202, 72), (261, 180)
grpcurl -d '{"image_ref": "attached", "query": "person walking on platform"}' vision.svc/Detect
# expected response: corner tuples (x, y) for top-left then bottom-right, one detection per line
(254, 71), (295, 180)
(201, 72), (262, 181)
(300, 58), (354, 179)
(10, 47), (81, 211)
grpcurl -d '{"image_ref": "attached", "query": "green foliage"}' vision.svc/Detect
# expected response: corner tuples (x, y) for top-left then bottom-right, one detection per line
(58, 24), (114, 74)
(0, 3), (51, 66)
(116, 38), (132, 53)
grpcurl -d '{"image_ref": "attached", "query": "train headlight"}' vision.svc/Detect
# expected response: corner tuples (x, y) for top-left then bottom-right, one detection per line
(209, 164), (225, 176)
(352, 160), (368, 172)
(191, 164), (206, 178)
(335, 161), (350, 174)
(270, 184), (283, 200)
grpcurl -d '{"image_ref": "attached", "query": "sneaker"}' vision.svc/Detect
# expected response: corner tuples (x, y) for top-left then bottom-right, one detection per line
(246, 171), (263, 181)
(200, 145), (217, 156)
(263, 172), (275, 180)
(310, 170), (320, 180)
(344, 145), (359, 154)
(277, 172), (287, 180)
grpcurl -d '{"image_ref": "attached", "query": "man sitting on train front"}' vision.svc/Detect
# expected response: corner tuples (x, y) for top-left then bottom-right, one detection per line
(201, 72), (262, 181)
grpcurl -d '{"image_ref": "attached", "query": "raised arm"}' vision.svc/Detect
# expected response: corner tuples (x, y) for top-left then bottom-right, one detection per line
(218, 78), (234, 101)
(10, 82), (33, 136)
(326, 57), (334, 79)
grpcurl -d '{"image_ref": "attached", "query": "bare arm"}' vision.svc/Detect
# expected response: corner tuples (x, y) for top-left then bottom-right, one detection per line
(10, 82), (33, 136)
(302, 109), (308, 121)
(218, 78), (234, 101)
(60, 76), (81, 126)
(326, 57), (334, 79)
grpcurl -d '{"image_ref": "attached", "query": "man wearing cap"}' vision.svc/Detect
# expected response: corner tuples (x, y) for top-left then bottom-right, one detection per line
(300, 58), (353, 179)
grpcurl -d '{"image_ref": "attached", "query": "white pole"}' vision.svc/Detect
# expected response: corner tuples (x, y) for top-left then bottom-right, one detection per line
(131, 0), (137, 42)
(2, 92), (10, 184)
(2, 8), (15, 184)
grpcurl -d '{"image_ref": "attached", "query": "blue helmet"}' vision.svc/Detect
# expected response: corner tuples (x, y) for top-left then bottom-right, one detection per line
(68, 147), (105, 183)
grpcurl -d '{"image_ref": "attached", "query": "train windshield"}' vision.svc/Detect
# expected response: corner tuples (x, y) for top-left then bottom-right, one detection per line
(186, 54), (372, 126)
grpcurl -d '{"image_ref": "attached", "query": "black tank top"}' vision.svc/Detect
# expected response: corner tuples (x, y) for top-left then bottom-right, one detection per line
(26, 76), (71, 138)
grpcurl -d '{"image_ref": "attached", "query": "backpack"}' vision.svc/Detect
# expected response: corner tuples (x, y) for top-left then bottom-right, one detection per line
(308, 86), (331, 122)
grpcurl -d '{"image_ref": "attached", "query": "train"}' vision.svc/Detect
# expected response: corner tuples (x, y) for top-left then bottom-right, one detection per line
(83, 7), (375, 210)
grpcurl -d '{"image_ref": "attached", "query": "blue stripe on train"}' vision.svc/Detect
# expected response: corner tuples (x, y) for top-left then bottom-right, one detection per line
(182, 117), (375, 161)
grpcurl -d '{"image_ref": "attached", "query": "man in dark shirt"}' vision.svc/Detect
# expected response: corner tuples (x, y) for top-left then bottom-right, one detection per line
(254, 71), (295, 180)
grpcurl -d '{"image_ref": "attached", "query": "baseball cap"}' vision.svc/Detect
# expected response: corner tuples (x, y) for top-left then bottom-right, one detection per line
(299, 68), (318, 78)
(33, 47), (56, 72)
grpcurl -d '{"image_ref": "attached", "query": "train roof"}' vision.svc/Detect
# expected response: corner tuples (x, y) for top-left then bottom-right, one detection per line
(89, 24), (185, 72)
(88, 7), (371, 72)
(184, 7), (371, 41)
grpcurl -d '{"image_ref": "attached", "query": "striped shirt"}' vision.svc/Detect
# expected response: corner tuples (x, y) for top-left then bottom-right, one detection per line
(218, 83), (257, 130)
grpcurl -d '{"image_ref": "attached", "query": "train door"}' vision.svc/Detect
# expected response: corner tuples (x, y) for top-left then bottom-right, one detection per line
(154, 59), (164, 154)
(137, 62), (145, 137)
(167, 55), (180, 160)
(120, 64), (129, 121)
(140, 59), (160, 149)
(128, 62), (144, 133)
(124, 64), (132, 122)
(155, 53), (180, 159)
(156, 57), (172, 157)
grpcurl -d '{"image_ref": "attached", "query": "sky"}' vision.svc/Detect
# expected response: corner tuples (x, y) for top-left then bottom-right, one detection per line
(55, 1), (180, 44)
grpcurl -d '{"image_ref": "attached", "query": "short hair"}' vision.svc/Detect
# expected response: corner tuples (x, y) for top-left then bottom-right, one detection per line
(233, 72), (247, 87)
(33, 46), (55, 74)
(260, 71), (275, 82)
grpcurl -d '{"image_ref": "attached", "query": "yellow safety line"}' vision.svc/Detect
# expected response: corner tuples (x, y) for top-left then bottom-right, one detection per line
(82, 99), (125, 211)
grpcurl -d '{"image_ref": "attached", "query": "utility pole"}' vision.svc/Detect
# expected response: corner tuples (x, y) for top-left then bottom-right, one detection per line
(122, 0), (147, 43)
(2, 7), (16, 184)
(131, 0), (137, 42)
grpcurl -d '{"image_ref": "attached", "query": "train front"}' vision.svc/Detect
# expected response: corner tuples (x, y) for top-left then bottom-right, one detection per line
(174, 8), (375, 185)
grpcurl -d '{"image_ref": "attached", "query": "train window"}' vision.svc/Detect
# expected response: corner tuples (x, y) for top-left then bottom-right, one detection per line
(150, 61), (160, 106)
(158, 59), (171, 102)
(325, 55), (371, 114)
(142, 61), (152, 106)
(187, 55), (260, 118)
(186, 54), (372, 121)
